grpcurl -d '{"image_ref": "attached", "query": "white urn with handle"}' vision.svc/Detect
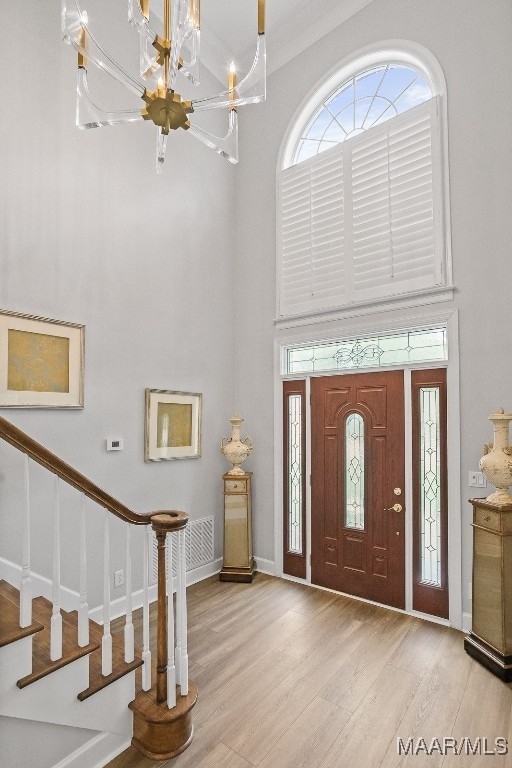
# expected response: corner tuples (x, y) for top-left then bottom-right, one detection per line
(479, 408), (512, 505)
(220, 414), (253, 475)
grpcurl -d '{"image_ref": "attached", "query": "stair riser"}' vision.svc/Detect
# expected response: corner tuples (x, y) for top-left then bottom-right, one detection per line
(0, 636), (32, 694)
(0, 655), (134, 735)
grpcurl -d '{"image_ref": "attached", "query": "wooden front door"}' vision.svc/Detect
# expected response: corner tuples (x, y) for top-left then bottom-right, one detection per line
(311, 371), (405, 608)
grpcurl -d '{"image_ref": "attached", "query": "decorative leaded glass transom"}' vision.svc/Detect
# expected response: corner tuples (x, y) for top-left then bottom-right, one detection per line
(286, 328), (447, 376)
(287, 394), (303, 553)
(292, 64), (432, 166)
(420, 387), (441, 586)
(345, 413), (365, 530)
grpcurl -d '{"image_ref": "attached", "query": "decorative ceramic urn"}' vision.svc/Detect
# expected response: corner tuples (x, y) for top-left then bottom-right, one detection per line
(479, 408), (512, 505)
(220, 414), (253, 475)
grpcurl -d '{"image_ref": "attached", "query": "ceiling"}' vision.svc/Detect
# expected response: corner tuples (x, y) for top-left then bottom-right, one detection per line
(200, 0), (376, 79)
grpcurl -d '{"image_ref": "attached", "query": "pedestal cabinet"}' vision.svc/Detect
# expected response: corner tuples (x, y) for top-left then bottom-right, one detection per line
(220, 472), (255, 582)
(464, 498), (512, 680)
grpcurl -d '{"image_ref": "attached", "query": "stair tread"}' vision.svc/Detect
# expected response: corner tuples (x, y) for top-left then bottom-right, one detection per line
(2, 580), (142, 702)
(78, 622), (143, 700)
(0, 585), (44, 647)
(17, 597), (100, 689)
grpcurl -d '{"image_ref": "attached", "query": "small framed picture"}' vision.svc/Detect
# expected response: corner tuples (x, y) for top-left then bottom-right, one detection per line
(0, 309), (85, 408)
(145, 389), (202, 462)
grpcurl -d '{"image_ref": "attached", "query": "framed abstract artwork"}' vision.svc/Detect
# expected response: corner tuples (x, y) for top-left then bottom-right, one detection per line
(0, 310), (85, 408)
(145, 389), (202, 462)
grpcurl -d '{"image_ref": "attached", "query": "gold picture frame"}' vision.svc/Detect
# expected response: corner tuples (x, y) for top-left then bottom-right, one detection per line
(145, 389), (202, 462)
(0, 309), (84, 408)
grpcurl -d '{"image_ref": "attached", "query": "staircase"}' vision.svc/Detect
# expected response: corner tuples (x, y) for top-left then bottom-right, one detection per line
(0, 416), (197, 768)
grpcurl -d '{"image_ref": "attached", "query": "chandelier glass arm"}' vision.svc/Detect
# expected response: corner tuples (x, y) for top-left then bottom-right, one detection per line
(76, 69), (144, 129)
(191, 35), (266, 112)
(62, 0), (145, 98)
(188, 110), (239, 165)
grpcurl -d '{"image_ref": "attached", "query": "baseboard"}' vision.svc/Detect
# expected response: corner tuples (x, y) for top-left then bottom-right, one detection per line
(462, 611), (472, 633)
(0, 556), (79, 612)
(52, 731), (131, 768)
(186, 557), (222, 586)
(254, 557), (276, 576)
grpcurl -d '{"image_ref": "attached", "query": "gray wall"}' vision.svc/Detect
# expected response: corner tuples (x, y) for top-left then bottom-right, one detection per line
(1, 0), (511, 619)
(234, 0), (512, 615)
(0, 2), (236, 606)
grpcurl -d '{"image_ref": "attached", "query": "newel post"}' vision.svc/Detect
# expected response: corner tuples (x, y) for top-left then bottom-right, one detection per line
(129, 510), (197, 761)
(151, 511), (188, 703)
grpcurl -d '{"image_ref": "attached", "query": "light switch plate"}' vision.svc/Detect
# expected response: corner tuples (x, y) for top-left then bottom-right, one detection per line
(468, 470), (486, 488)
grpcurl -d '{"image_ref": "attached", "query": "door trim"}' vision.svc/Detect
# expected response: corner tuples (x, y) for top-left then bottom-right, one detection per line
(273, 308), (462, 628)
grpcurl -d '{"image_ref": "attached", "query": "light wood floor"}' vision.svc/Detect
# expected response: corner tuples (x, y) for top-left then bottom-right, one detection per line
(107, 574), (512, 768)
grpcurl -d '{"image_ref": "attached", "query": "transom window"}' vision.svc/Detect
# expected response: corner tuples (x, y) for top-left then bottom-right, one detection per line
(293, 64), (432, 166)
(285, 327), (447, 375)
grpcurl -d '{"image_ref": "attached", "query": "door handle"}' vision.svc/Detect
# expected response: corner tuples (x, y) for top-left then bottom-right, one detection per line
(385, 503), (403, 513)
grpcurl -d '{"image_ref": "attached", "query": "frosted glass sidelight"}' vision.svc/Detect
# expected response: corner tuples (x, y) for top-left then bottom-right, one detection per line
(420, 387), (441, 585)
(287, 395), (303, 554)
(345, 413), (365, 530)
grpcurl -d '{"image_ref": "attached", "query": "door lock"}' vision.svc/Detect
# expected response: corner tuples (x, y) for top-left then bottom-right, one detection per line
(393, 487), (402, 496)
(385, 503), (403, 513)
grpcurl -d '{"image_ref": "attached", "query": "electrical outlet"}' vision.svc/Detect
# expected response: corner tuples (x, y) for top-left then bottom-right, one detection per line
(114, 570), (124, 588)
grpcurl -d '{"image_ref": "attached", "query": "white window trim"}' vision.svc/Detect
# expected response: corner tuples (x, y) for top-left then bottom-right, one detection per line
(275, 40), (453, 324)
(273, 308), (462, 629)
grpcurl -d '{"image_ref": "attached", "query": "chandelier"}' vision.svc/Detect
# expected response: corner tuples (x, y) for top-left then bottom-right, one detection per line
(62, 1), (266, 171)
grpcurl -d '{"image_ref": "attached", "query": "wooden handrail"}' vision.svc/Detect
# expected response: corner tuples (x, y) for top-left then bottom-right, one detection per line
(0, 416), (151, 525)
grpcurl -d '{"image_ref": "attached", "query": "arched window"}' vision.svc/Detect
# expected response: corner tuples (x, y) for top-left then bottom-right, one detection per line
(292, 64), (432, 165)
(277, 48), (450, 319)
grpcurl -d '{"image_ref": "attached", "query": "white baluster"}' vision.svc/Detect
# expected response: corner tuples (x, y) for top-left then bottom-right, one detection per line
(19, 454), (32, 628)
(166, 533), (176, 709)
(141, 526), (152, 691)
(102, 513), (112, 676)
(50, 476), (62, 661)
(78, 493), (89, 647)
(177, 528), (188, 696)
(175, 531), (182, 686)
(124, 525), (134, 663)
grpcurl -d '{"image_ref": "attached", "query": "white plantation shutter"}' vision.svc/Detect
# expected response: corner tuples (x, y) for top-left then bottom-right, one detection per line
(279, 145), (346, 316)
(278, 98), (444, 317)
(351, 100), (439, 300)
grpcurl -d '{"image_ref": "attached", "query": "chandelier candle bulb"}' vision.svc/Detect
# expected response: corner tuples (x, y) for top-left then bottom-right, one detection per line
(189, 0), (200, 29)
(229, 63), (237, 110)
(258, 0), (265, 34)
(77, 24), (87, 69)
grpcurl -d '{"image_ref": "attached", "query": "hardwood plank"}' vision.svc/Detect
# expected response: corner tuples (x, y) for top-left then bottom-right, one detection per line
(273, 595), (367, 662)
(441, 662), (512, 767)
(105, 745), (166, 768)
(318, 663), (420, 768)
(193, 608), (309, 696)
(318, 609), (417, 712)
(380, 628), (473, 768)
(387, 617), (446, 677)
(256, 695), (351, 768)
(186, 742), (250, 768)
(223, 618), (363, 764)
